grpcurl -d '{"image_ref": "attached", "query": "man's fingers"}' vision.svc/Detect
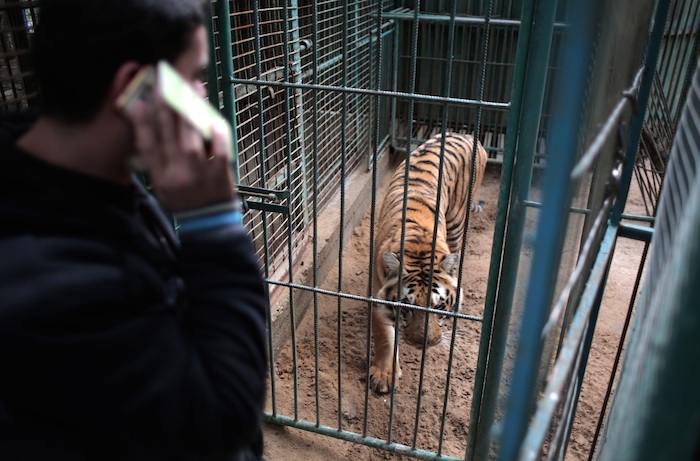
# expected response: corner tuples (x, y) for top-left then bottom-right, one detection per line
(155, 97), (180, 163)
(128, 99), (163, 171)
(209, 120), (233, 163)
(179, 114), (206, 167)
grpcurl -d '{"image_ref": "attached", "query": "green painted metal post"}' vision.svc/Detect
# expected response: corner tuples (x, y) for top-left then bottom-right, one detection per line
(466, 0), (535, 456)
(470, 0), (559, 458)
(216, 0), (240, 184)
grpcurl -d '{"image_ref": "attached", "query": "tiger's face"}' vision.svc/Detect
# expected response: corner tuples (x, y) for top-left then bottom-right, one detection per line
(377, 250), (462, 348)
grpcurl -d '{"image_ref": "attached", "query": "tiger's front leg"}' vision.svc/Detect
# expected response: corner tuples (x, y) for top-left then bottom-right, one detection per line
(369, 304), (402, 394)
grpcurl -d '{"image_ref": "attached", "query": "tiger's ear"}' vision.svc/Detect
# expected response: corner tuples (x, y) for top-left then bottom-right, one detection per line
(383, 251), (401, 276)
(441, 253), (459, 275)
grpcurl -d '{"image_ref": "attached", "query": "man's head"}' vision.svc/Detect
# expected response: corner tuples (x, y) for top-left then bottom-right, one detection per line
(33, 0), (208, 123)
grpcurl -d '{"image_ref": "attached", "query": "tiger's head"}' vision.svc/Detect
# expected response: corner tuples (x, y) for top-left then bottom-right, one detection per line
(377, 249), (462, 348)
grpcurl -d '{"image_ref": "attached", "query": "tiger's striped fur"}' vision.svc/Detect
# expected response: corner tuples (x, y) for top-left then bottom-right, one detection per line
(370, 132), (487, 394)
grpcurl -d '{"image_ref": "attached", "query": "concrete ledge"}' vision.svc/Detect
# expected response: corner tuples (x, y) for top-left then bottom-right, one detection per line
(268, 151), (393, 357)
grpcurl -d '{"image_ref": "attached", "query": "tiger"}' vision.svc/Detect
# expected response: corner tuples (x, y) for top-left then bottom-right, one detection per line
(370, 132), (488, 394)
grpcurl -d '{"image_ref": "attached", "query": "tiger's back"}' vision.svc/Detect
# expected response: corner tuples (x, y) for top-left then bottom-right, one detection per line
(375, 132), (487, 265)
(369, 132), (487, 394)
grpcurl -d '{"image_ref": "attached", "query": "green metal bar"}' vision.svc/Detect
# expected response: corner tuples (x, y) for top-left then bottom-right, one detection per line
(311, 0), (321, 428)
(466, 0), (546, 454)
(617, 222), (654, 242)
(362, 0), (383, 438)
(480, 0), (561, 456)
(282, 0), (301, 423)
(496, 0), (594, 456)
(205, 7), (220, 109)
(264, 414), (463, 461)
(621, 213), (655, 223)
(415, 0), (464, 452)
(378, 9), (568, 29)
(388, 0), (418, 444)
(524, 201), (656, 224)
(336, 0), (350, 432)
(229, 77), (511, 109)
(390, 20), (400, 149)
(215, 0), (240, 184)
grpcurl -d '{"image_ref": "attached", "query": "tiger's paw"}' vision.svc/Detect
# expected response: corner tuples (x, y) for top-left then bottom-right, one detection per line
(369, 364), (402, 394)
(471, 199), (487, 213)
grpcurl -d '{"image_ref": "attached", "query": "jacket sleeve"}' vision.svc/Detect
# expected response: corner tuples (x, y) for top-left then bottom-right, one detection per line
(0, 221), (268, 458)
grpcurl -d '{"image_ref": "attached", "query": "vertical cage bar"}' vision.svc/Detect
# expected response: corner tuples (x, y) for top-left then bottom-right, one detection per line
(336, 0), (350, 432)
(216, 0), (241, 183)
(466, 0), (537, 457)
(387, 0), (417, 444)
(205, 5), (220, 109)
(495, 0), (592, 457)
(282, 0), (301, 422)
(311, 0), (321, 428)
(474, 0), (560, 458)
(411, 0), (462, 450)
(251, 0), (271, 270)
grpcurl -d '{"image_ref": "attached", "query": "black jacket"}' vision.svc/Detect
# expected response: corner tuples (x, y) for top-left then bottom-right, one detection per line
(0, 114), (269, 460)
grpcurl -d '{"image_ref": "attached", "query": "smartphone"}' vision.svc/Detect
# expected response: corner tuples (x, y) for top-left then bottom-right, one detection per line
(116, 60), (233, 171)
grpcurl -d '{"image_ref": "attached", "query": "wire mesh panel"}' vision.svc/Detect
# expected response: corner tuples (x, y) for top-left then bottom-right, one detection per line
(633, 0), (700, 218)
(0, 0), (39, 111)
(595, 56), (700, 461)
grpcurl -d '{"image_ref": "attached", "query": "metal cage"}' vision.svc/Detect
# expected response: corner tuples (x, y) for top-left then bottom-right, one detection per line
(2, 0), (697, 460)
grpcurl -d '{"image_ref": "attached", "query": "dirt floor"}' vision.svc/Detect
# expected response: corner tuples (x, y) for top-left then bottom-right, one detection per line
(262, 163), (648, 461)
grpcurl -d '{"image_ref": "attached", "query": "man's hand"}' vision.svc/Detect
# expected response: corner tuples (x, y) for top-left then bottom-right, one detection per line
(127, 94), (236, 212)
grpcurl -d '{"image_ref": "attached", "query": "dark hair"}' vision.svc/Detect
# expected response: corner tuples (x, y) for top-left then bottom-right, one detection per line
(33, 0), (208, 123)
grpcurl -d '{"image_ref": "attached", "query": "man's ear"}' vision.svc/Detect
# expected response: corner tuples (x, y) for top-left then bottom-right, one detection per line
(109, 61), (142, 108)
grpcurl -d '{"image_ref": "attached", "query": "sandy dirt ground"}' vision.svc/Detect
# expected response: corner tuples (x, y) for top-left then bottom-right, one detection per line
(262, 163), (648, 461)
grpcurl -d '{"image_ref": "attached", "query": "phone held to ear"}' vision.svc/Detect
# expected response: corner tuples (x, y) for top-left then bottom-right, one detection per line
(115, 60), (233, 172)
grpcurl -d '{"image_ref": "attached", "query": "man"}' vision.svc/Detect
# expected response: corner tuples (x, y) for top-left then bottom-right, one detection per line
(0, 1), (268, 460)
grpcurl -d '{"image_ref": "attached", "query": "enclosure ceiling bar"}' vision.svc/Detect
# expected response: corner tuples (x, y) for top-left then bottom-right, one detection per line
(570, 66), (645, 180)
(376, 9), (569, 29)
(229, 77), (511, 108)
(264, 414), (463, 461)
